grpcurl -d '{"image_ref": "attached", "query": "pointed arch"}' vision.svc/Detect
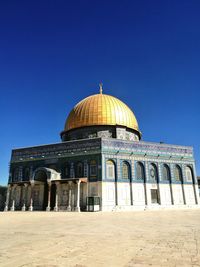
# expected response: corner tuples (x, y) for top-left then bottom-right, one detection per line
(106, 160), (116, 179)
(122, 161), (131, 179)
(136, 162), (145, 181)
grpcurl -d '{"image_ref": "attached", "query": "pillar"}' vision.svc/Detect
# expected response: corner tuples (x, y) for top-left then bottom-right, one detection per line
(21, 183), (28, 211)
(46, 180), (51, 211)
(10, 185), (17, 211)
(28, 181), (34, 211)
(4, 184), (11, 211)
(54, 182), (59, 212)
(144, 161), (151, 207)
(67, 181), (72, 211)
(75, 180), (81, 212)
(169, 164), (174, 205)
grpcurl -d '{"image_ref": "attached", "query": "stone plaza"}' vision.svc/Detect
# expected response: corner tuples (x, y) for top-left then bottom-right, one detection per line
(1, 209), (200, 267)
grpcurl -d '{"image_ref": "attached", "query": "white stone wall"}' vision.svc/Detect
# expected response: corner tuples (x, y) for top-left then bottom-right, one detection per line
(132, 183), (145, 206)
(102, 182), (116, 210)
(117, 182), (131, 206)
(172, 184), (184, 205)
(184, 184), (196, 205)
(159, 184), (172, 206)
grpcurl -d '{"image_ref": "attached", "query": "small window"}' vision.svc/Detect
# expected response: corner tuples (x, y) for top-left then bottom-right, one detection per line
(174, 165), (183, 182)
(162, 164), (170, 181)
(122, 161), (130, 179)
(13, 168), (19, 182)
(24, 168), (30, 181)
(106, 160), (115, 179)
(186, 166), (193, 182)
(136, 162), (145, 181)
(149, 163), (158, 182)
(77, 162), (83, 178)
(90, 160), (97, 177)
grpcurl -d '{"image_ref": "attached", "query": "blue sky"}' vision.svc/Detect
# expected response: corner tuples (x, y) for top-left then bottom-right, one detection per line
(0, 0), (200, 185)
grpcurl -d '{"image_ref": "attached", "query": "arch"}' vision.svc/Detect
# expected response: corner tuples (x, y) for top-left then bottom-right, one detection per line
(122, 161), (131, 179)
(149, 163), (158, 182)
(174, 165), (183, 182)
(106, 160), (116, 179)
(136, 162), (145, 181)
(33, 167), (60, 182)
(185, 166), (193, 182)
(162, 164), (170, 181)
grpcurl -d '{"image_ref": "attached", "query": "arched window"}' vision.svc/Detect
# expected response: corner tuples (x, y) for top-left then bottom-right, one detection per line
(136, 162), (145, 181)
(122, 161), (130, 179)
(162, 164), (170, 181)
(64, 164), (69, 178)
(174, 165), (183, 182)
(76, 162), (83, 178)
(90, 160), (97, 177)
(149, 163), (158, 182)
(186, 166), (193, 182)
(24, 168), (30, 181)
(13, 168), (19, 182)
(106, 160), (115, 179)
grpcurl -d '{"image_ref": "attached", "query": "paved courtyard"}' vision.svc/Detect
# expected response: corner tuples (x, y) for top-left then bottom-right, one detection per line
(0, 209), (200, 267)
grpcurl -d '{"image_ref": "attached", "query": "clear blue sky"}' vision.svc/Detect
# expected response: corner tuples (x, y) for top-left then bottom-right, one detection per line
(0, 0), (200, 185)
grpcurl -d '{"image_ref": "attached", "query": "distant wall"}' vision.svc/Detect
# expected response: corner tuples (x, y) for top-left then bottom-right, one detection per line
(0, 186), (7, 211)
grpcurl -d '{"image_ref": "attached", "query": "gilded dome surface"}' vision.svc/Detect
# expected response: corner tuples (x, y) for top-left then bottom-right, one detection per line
(65, 92), (139, 133)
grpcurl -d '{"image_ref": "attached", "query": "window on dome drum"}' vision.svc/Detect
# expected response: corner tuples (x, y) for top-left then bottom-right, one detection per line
(106, 160), (115, 179)
(174, 165), (183, 182)
(90, 160), (97, 177)
(122, 161), (130, 179)
(76, 162), (83, 178)
(149, 163), (158, 182)
(162, 164), (170, 181)
(136, 162), (145, 181)
(186, 166), (193, 182)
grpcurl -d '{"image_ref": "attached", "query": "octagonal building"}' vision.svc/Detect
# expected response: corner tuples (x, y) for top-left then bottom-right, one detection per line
(5, 86), (200, 211)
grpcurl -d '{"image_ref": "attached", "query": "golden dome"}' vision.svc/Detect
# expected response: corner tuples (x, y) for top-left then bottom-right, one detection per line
(64, 92), (140, 134)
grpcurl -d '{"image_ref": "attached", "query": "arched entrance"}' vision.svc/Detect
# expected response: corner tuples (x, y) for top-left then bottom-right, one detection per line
(34, 170), (49, 210)
(33, 168), (58, 211)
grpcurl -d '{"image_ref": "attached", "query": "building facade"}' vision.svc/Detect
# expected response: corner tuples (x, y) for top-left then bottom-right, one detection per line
(4, 88), (200, 211)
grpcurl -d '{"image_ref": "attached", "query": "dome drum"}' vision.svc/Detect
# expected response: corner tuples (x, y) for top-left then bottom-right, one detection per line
(61, 92), (141, 142)
(61, 124), (141, 142)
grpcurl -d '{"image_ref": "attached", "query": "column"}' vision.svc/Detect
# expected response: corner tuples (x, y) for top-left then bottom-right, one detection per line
(67, 181), (72, 211)
(75, 180), (81, 212)
(54, 182), (59, 212)
(21, 183), (28, 211)
(11, 185), (17, 211)
(29, 181), (34, 211)
(115, 159), (120, 207)
(144, 161), (151, 207)
(46, 180), (51, 211)
(169, 164), (174, 205)
(157, 163), (162, 205)
(4, 184), (11, 211)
